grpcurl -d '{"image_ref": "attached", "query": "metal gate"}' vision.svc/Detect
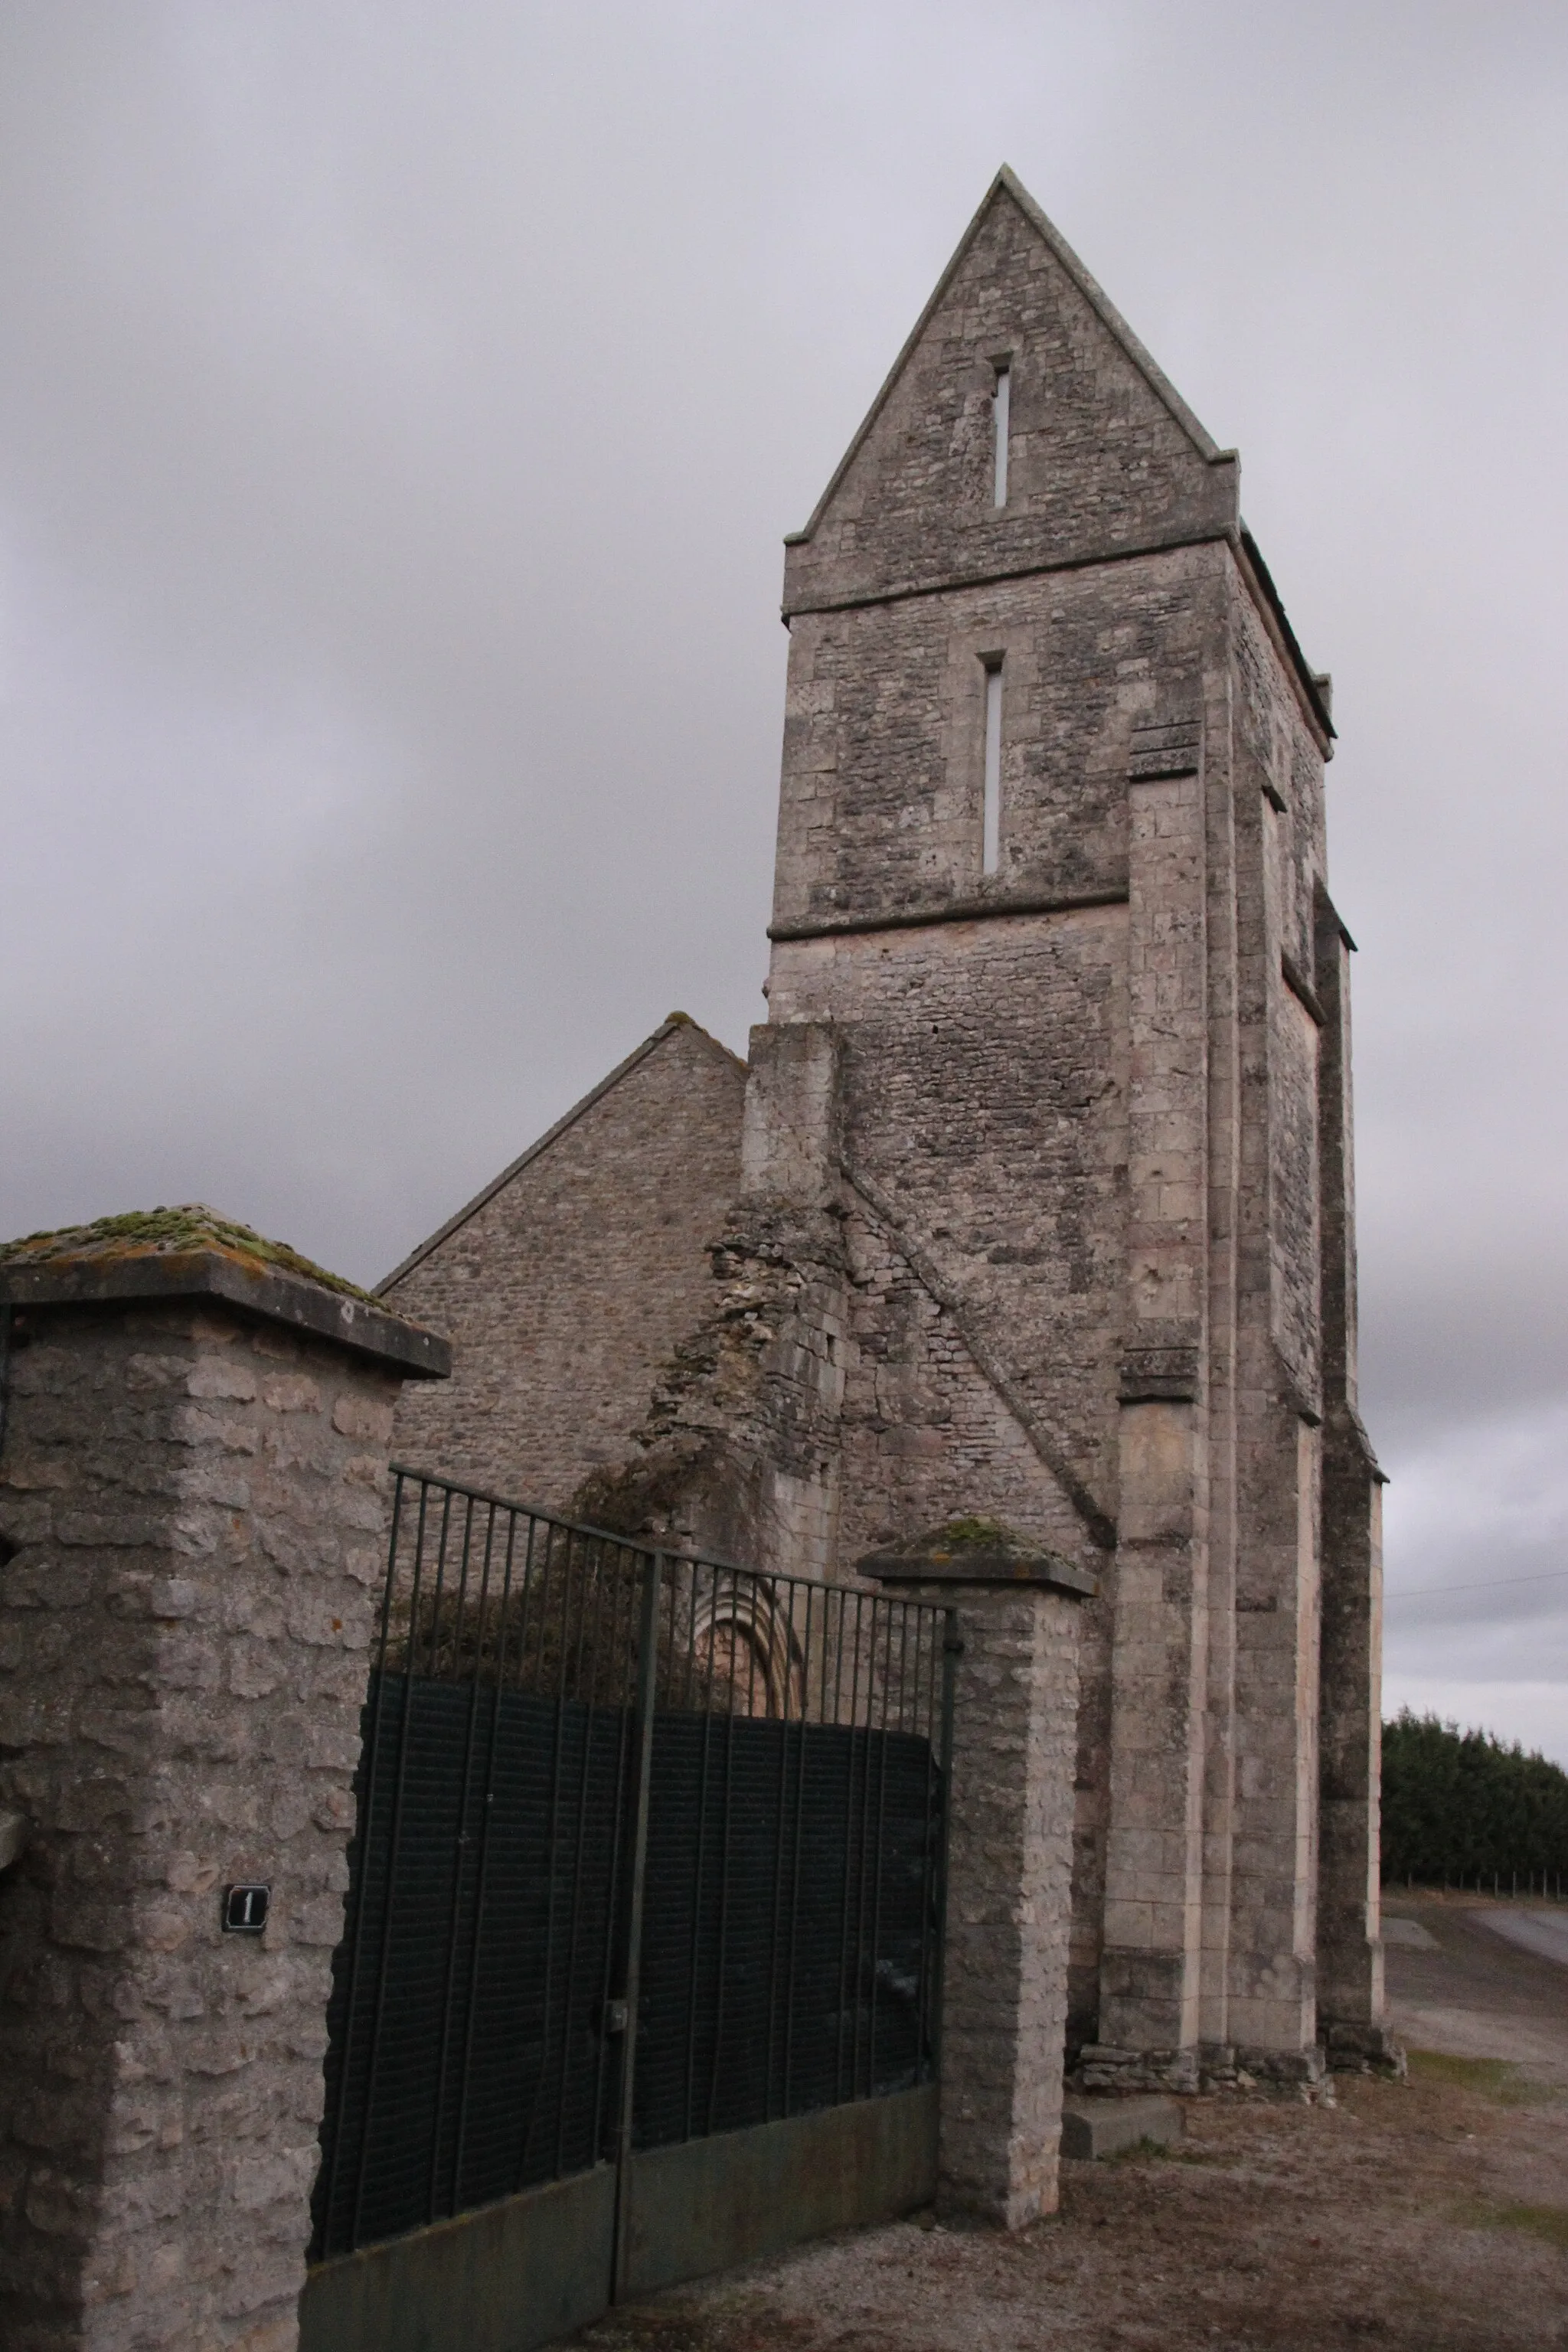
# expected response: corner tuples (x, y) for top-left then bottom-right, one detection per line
(300, 1468), (954, 2352)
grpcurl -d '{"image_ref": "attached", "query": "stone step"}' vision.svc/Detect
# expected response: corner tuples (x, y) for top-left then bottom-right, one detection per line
(1060, 2095), (1185, 2161)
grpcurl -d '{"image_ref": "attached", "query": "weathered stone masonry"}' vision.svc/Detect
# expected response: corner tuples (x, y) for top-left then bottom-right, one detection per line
(0, 1221), (447, 2352)
(384, 166), (1390, 2106)
(387, 1014), (744, 1509)
(864, 1534), (1091, 2230)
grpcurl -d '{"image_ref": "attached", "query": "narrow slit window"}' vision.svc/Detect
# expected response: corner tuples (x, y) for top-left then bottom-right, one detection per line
(982, 659), (1003, 875)
(992, 364), (1011, 506)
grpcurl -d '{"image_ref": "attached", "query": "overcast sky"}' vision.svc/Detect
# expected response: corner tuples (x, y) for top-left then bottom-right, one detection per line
(2, 3), (1564, 1760)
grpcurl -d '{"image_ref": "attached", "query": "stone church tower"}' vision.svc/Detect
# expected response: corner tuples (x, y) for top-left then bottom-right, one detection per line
(387, 168), (1390, 2087)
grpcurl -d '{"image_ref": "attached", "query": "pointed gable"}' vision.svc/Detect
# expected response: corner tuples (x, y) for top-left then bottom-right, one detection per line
(377, 1015), (746, 1512)
(782, 168), (1240, 616)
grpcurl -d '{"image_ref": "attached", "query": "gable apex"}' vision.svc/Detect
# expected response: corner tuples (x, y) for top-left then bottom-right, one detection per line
(991, 168), (1226, 466)
(377, 1014), (745, 1294)
(787, 166), (1233, 556)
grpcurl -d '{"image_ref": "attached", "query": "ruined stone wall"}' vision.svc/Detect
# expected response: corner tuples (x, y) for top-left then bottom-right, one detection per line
(0, 1296), (404, 2352)
(769, 906), (1127, 1523)
(766, 878), (1132, 2056)
(828, 1194), (1120, 2050)
(384, 1018), (745, 1514)
(568, 1024), (852, 1579)
(832, 1200), (1098, 1571)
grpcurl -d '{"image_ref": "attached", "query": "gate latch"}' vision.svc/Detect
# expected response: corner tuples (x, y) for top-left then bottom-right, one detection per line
(603, 2000), (629, 2037)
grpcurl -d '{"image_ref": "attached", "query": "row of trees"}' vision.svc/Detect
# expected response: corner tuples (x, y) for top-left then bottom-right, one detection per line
(1381, 1710), (1568, 1886)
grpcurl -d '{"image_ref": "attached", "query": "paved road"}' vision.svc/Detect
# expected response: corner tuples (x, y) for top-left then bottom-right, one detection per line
(1476, 1904), (1568, 1971)
(1383, 1896), (1568, 2083)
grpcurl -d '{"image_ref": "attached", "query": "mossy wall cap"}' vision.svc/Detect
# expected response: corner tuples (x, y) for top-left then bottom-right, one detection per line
(0, 1204), (451, 1380)
(858, 1517), (1098, 1598)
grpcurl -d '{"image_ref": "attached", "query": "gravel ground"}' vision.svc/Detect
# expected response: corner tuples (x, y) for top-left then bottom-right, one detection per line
(579, 1899), (1568, 2352)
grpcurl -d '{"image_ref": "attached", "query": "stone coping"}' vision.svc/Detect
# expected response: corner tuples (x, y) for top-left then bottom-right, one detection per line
(858, 1519), (1098, 1599)
(0, 1239), (450, 1380)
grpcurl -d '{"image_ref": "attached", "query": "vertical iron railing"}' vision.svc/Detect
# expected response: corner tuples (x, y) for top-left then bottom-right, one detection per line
(312, 1469), (952, 2263)
(635, 1553), (949, 2146)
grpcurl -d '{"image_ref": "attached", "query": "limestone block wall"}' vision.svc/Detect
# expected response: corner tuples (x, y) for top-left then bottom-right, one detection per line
(1092, 740), (1215, 2082)
(767, 906), (1128, 1528)
(773, 550), (1217, 935)
(779, 171), (1238, 616)
(0, 1243), (444, 2352)
(1314, 894), (1390, 2050)
(1223, 566), (1339, 2068)
(383, 1015), (744, 1513)
(833, 1199), (1097, 1573)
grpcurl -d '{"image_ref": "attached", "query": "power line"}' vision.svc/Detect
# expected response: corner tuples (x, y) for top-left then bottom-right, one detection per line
(1386, 1567), (1568, 1602)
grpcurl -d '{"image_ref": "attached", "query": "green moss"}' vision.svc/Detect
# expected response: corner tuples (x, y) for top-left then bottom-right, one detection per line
(1407, 2050), (1555, 2108)
(1455, 2198), (1568, 2249)
(932, 1516), (1015, 1551)
(0, 1206), (377, 1305)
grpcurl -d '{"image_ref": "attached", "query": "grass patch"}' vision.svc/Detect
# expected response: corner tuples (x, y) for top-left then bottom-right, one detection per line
(1406, 2050), (1553, 2105)
(1455, 2200), (1568, 2252)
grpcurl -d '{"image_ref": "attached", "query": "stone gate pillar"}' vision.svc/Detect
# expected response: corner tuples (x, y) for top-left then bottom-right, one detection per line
(0, 1213), (449, 2352)
(862, 1527), (1093, 2229)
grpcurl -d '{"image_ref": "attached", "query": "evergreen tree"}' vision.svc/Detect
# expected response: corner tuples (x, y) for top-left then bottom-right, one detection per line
(1381, 1710), (1568, 1885)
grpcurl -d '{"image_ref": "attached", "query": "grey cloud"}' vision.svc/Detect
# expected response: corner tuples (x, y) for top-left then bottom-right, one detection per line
(2, 1), (1565, 1753)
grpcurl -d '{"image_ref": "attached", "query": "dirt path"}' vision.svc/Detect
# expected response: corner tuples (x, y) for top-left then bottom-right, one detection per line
(580, 1898), (1568, 2352)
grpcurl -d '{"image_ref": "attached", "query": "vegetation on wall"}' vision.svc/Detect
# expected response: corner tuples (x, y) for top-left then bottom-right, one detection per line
(1382, 1710), (1568, 1886)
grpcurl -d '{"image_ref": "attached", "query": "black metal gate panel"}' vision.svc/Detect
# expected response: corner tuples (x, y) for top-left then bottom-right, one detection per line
(314, 1679), (631, 2252)
(306, 1470), (953, 2344)
(634, 1714), (936, 2145)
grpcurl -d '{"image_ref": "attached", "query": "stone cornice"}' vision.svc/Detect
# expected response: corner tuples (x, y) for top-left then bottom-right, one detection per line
(0, 1249), (450, 1380)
